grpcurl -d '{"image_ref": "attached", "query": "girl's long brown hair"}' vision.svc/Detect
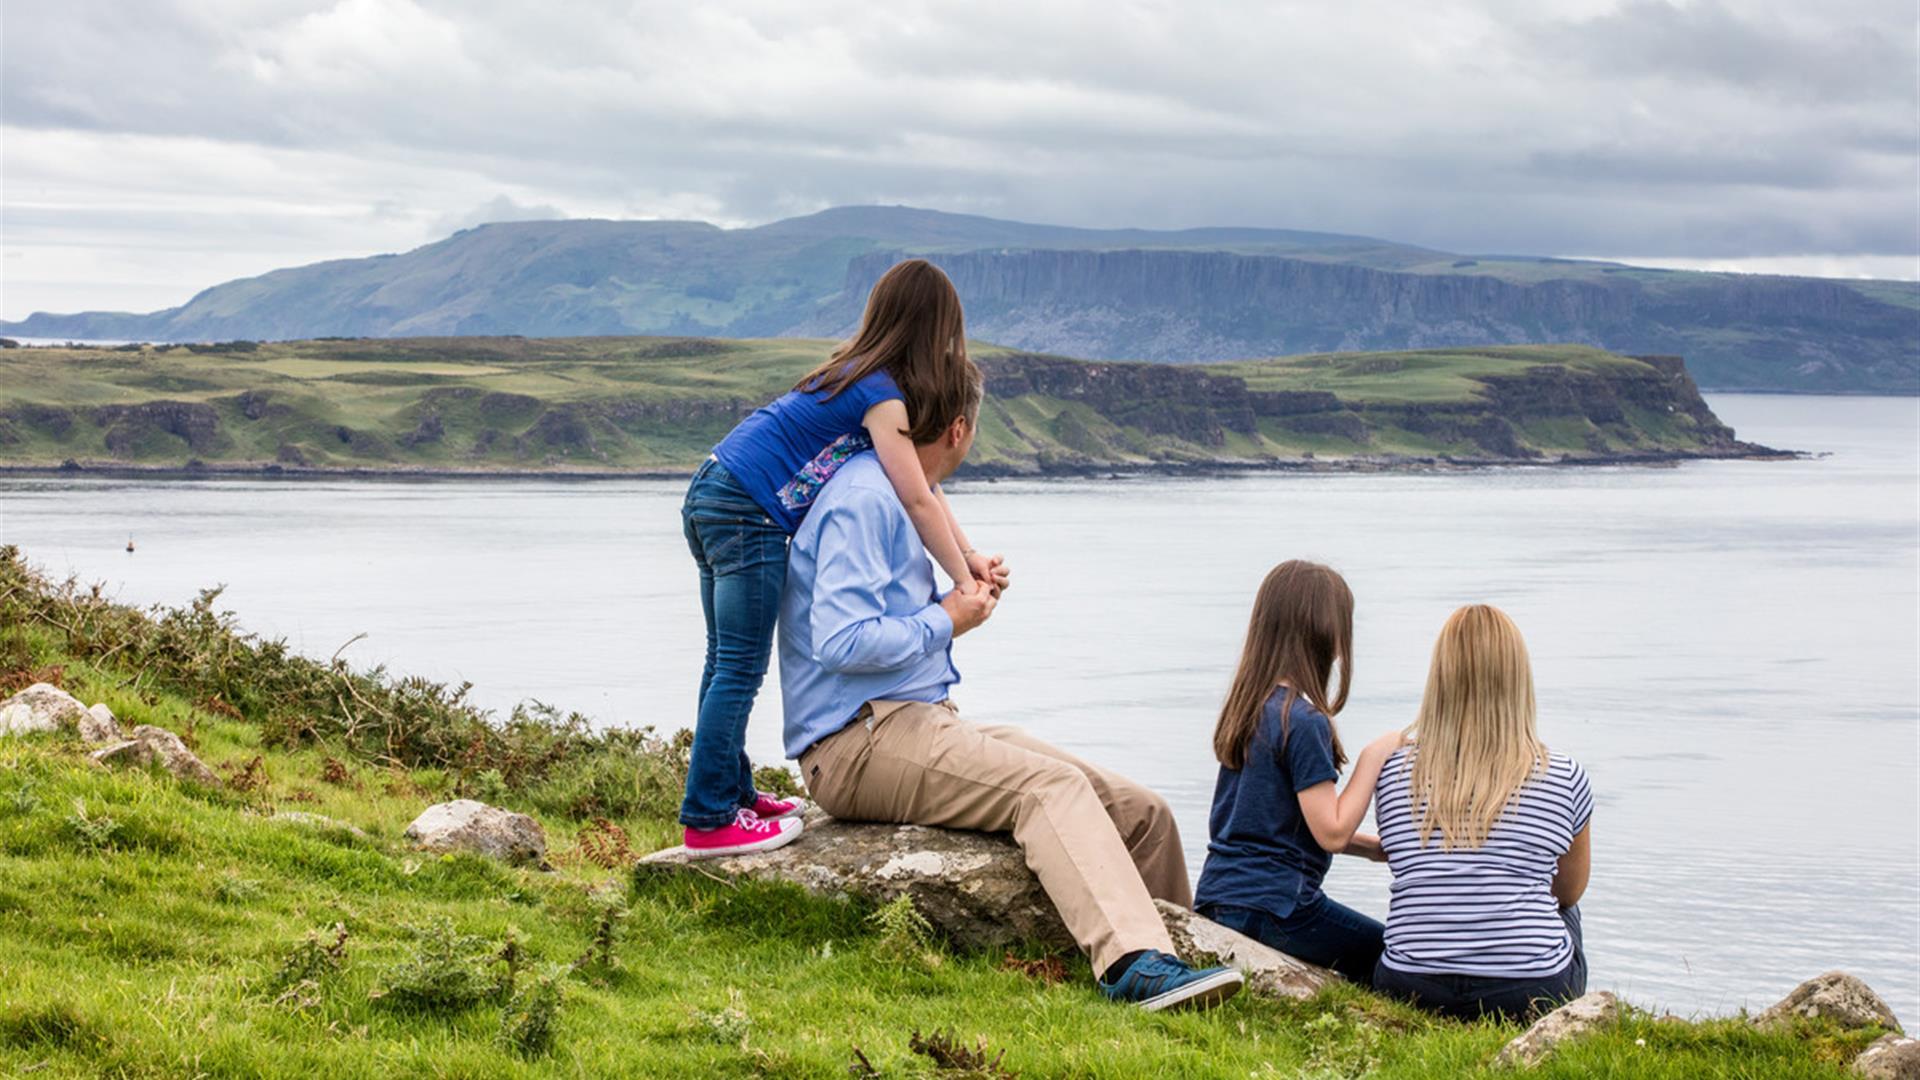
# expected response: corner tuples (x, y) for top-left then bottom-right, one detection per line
(1212, 560), (1354, 771)
(796, 258), (974, 444)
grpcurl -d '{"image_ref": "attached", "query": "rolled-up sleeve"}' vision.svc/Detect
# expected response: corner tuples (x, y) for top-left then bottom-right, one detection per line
(809, 493), (954, 673)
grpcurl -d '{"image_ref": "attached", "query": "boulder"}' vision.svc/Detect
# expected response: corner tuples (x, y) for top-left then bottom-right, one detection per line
(404, 800), (546, 866)
(0, 682), (88, 735)
(1855, 1034), (1920, 1080)
(1155, 899), (1336, 1000)
(1756, 972), (1903, 1033)
(78, 703), (123, 744)
(89, 725), (222, 787)
(1495, 991), (1622, 1068)
(637, 810), (1337, 998)
(641, 811), (1067, 951)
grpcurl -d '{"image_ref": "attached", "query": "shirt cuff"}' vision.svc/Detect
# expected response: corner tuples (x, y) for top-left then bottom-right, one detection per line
(914, 602), (954, 649)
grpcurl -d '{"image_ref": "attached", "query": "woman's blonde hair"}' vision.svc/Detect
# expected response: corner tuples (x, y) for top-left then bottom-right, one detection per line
(1212, 560), (1353, 771)
(1406, 604), (1548, 849)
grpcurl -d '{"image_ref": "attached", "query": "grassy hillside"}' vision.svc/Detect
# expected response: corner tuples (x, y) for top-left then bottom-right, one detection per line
(0, 337), (1761, 476)
(0, 546), (1885, 1078)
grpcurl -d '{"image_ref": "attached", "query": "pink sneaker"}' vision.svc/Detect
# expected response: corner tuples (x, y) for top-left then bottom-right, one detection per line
(748, 792), (805, 820)
(684, 809), (803, 859)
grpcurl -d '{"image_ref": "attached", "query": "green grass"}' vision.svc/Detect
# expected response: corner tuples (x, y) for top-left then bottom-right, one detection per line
(0, 337), (1745, 475)
(1217, 345), (1646, 404)
(0, 551), (1891, 1078)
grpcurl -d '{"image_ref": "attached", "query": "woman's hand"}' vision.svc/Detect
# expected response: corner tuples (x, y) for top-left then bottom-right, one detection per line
(1342, 832), (1388, 862)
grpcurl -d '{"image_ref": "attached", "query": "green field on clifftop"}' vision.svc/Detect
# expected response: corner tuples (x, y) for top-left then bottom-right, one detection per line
(0, 338), (1750, 474)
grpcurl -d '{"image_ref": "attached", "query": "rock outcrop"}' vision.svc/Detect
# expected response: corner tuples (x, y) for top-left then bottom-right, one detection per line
(90, 725), (222, 787)
(1155, 899), (1335, 999)
(642, 811), (1067, 951)
(79, 703), (123, 744)
(404, 800), (547, 867)
(1756, 972), (1904, 1033)
(1855, 1034), (1920, 1079)
(1494, 991), (1622, 1068)
(0, 683), (89, 735)
(638, 811), (1337, 998)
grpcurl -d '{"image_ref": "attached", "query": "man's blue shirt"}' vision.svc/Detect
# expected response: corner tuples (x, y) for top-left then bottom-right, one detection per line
(778, 452), (958, 758)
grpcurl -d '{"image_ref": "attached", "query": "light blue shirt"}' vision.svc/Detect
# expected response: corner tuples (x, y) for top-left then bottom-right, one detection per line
(778, 452), (959, 758)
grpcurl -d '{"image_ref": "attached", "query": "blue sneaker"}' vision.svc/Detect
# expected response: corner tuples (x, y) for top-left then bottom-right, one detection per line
(1098, 950), (1244, 1012)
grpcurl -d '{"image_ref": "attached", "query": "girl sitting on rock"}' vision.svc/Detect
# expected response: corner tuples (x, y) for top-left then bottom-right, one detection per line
(1195, 560), (1406, 982)
(1370, 604), (1592, 1020)
(677, 258), (1008, 858)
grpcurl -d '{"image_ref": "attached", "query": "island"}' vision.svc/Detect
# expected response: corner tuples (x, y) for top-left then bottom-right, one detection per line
(0, 336), (1777, 476)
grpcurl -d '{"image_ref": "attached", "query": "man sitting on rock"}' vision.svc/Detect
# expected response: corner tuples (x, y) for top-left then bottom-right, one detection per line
(777, 368), (1244, 1012)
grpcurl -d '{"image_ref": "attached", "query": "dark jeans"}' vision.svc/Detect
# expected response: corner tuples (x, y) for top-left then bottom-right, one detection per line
(1199, 895), (1385, 985)
(679, 459), (789, 830)
(1371, 905), (1587, 1022)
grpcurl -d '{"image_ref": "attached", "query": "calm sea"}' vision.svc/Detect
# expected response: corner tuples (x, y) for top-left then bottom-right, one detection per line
(2, 393), (1915, 1022)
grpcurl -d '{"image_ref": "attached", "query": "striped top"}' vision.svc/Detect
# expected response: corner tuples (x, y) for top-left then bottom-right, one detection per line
(1374, 746), (1593, 978)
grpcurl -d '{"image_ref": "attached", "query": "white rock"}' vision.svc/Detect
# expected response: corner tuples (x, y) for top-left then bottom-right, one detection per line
(1496, 991), (1622, 1068)
(404, 799), (547, 866)
(78, 703), (123, 743)
(1855, 1033), (1920, 1080)
(0, 683), (89, 736)
(1155, 900), (1338, 1000)
(1757, 972), (1903, 1033)
(88, 725), (222, 787)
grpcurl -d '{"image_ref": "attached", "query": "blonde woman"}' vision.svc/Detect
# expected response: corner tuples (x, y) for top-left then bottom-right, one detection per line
(1370, 605), (1593, 1020)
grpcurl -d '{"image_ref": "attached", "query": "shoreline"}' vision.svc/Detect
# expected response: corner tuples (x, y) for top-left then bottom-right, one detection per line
(0, 444), (1802, 483)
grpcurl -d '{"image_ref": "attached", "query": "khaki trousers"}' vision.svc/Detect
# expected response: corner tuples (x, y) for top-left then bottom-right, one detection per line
(798, 699), (1186, 973)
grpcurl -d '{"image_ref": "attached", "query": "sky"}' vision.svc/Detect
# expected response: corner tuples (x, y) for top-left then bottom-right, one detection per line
(2, 0), (1916, 320)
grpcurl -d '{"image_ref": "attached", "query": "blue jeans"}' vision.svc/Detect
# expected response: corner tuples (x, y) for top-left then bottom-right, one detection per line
(679, 459), (789, 830)
(1371, 905), (1587, 1022)
(1199, 895), (1385, 984)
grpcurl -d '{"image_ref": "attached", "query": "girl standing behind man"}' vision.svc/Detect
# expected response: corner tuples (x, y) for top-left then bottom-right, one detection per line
(677, 259), (1008, 858)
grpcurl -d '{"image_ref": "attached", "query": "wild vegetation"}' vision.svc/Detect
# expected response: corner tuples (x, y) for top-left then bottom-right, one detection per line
(0, 336), (1760, 476)
(0, 545), (1890, 1076)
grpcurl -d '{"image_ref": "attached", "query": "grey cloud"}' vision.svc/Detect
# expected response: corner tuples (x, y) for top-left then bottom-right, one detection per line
(0, 0), (1914, 318)
(1519, 0), (1916, 104)
(431, 195), (569, 235)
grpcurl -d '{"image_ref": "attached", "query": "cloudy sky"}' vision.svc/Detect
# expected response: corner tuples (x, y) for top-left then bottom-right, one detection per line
(2, 0), (1915, 319)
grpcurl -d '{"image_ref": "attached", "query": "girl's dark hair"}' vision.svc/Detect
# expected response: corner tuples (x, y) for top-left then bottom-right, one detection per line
(795, 258), (973, 444)
(1212, 560), (1354, 771)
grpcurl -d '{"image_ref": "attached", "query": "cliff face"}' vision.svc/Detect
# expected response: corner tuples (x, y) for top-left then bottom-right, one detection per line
(5, 208), (1914, 395)
(824, 250), (1917, 394)
(971, 348), (1755, 469)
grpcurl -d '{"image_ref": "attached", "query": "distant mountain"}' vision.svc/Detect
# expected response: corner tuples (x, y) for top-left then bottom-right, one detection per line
(6, 205), (1915, 393)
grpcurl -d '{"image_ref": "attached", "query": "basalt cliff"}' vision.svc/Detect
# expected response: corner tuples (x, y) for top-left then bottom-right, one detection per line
(5, 207), (1913, 394)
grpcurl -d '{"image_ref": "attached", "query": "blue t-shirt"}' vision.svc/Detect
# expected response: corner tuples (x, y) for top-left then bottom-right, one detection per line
(1194, 689), (1342, 919)
(712, 369), (904, 534)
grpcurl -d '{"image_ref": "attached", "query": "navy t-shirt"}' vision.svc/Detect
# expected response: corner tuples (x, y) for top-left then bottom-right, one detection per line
(712, 369), (904, 534)
(1194, 689), (1342, 919)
